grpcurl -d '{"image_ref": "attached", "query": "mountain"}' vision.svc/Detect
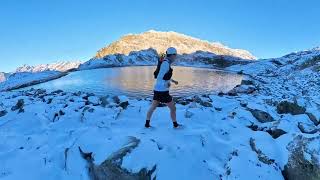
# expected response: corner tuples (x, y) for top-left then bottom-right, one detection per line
(95, 30), (256, 60)
(15, 61), (82, 73)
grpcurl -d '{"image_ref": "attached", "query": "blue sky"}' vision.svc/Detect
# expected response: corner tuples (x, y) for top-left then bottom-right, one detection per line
(1, 0), (319, 72)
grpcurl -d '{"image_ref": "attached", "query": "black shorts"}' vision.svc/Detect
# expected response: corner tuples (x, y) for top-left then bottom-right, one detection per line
(153, 91), (173, 103)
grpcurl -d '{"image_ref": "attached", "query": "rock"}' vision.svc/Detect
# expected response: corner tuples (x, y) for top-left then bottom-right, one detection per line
(47, 98), (53, 104)
(276, 101), (306, 115)
(237, 70), (244, 75)
(247, 123), (260, 131)
(34, 89), (46, 96)
(241, 79), (254, 85)
(175, 97), (192, 105)
(218, 92), (224, 96)
(88, 96), (101, 106)
(0, 110), (7, 117)
(59, 110), (65, 116)
(283, 135), (320, 180)
(192, 95), (213, 107)
(214, 107), (222, 111)
(306, 112), (319, 126)
(52, 89), (63, 94)
(266, 129), (287, 139)
(233, 85), (256, 94)
(53, 113), (59, 122)
(177, 100), (190, 105)
(119, 101), (129, 109)
(193, 95), (202, 103)
(111, 96), (130, 109)
(79, 136), (156, 180)
(227, 89), (238, 96)
(73, 91), (82, 96)
(11, 99), (24, 113)
(297, 122), (319, 134)
(185, 110), (194, 118)
(240, 100), (248, 107)
(81, 107), (95, 122)
(248, 108), (275, 123)
(112, 96), (121, 104)
(249, 138), (275, 165)
(99, 96), (109, 108)
(201, 94), (210, 98)
(200, 101), (213, 107)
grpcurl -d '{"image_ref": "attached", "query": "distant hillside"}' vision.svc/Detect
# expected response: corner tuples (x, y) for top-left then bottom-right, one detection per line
(15, 61), (82, 73)
(95, 30), (256, 60)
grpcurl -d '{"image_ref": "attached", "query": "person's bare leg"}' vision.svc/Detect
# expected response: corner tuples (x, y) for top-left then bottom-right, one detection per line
(145, 100), (160, 127)
(166, 100), (177, 123)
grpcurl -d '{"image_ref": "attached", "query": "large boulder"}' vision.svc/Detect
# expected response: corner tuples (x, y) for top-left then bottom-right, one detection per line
(266, 128), (287, 139)
(283, 135), (320, 180)
(248, 108), (275, 123)
(276, 101), (306, 115)
(79, 137), (156, 180)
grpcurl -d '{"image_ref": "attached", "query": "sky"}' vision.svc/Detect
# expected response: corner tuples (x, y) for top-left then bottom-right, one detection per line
(0, 0), (319, 72)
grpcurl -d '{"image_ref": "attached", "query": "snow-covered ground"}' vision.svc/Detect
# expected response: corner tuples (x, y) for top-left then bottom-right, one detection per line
(0, 48), (319, 180)
(0, 89), (287, 180)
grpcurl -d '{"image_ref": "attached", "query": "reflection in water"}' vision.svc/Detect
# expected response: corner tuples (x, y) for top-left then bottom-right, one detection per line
(27, 66), (243, 98)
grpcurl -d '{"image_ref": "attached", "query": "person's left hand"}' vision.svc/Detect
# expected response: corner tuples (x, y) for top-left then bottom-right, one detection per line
(167, 82), (171, 88)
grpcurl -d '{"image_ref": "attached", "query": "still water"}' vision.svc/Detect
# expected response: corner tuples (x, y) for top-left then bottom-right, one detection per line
(26, 66), (243, 98)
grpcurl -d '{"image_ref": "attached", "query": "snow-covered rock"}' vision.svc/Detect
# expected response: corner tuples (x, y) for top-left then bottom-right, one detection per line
(88, 96), (101, 106)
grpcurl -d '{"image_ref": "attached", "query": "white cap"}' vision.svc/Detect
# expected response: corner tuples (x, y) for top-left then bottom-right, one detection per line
(166, 47), (177, 55)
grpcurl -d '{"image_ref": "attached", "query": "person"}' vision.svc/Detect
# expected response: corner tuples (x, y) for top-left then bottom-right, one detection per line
(145, 47), (180, 128)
